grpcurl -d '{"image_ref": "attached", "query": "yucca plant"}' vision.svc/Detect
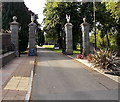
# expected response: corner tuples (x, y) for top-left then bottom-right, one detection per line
(91, 48), (118, 71)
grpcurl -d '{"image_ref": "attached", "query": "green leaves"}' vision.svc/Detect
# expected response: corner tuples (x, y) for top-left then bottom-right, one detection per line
(43, 2), (88, 49)
(105, 1), (120, 23)
(44, 2), (120, 49)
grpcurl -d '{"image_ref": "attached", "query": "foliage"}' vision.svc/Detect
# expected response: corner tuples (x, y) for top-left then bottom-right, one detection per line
(2, 2), (31, 51)
(89, 2), (120, 49)
(104, 1), (120, 22)
(87, 54), (92, 62)
(91, 48), (117, 71)
(37, 28), (45, 46)
(76, 54), (84, 59)
(43, 2), (94, 50)
(90, 29), (117, 48)
(43, 2), (120, 50)
(104, 1), (120, 47)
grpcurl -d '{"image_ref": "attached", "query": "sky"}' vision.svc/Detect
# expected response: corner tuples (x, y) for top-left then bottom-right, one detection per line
(24, 0), (46, 25)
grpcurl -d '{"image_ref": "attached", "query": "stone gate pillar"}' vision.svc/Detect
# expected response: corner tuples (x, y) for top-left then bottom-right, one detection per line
(62, 27), (66, 54)
(10, 16), (20, 57)
(28, 15), (37, 56)
(81, 17), (90, 56)
(65, 23), (73, 55)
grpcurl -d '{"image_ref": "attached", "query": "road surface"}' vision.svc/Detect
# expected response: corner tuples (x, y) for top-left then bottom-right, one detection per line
(31, 48), (118, 101)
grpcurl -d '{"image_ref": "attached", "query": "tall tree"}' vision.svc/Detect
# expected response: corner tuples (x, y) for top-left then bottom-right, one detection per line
(43, 2), (94, 50)
(2, 2), (31, 51)
(37, 28), (45, 46)
(105, 1), (120, 47)
(89, 2), (120, 48)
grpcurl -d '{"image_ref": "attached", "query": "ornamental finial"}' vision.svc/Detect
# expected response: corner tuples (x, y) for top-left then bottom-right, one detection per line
(31, 14), (35, 23)
(13, 16), (17, 22)
(83, 17), (86, 23)
(66, 14), (70, 23)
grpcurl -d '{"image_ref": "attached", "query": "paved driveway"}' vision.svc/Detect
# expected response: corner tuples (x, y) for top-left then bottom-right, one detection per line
(31, 48), (118, 101)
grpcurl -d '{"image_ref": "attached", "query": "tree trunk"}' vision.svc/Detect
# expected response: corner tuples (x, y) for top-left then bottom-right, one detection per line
(106, 31), (110, 47)
(57, 24), (62, 49)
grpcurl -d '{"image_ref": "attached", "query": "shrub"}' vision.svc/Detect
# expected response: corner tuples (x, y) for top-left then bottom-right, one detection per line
(87, 54), (92, 62)
(76, 54), (84, 59)
(91, 48), (118, 71)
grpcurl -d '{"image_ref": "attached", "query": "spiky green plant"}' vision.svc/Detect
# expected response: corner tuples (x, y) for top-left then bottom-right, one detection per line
(91, 48), (117, 71)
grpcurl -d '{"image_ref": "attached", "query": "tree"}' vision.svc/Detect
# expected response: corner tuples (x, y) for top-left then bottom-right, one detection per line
(89, 2), (120, 49)
(2, 2), (31, 51)
(95, 2), (113, 47)
(105, 1), (120, 47)
(37, 28), (45, 46)
(44, 2), (120, 51)
(105, 1), (120, 22)
(43, 2), (94, 50)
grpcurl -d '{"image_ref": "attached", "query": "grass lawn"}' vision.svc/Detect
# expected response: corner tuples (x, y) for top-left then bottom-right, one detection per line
(42, 45), (80, 54)
(42, 45), (62, 53)
(42, 45), (54, 48)
(20, 50), (28, 54)
(73, 50), (80, 54)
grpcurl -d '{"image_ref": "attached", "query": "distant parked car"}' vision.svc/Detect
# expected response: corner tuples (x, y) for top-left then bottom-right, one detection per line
(54, 44), (60, 49)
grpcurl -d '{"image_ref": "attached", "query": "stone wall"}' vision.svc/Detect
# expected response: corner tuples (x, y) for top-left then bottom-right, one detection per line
(0, 33), (16, 66)
(0, 51), (16, 67)
(2, 33), (11, 46)
(1, 33), (13, 54)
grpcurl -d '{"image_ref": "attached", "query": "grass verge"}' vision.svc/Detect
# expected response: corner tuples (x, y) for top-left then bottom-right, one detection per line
(42, 45), (80, 54)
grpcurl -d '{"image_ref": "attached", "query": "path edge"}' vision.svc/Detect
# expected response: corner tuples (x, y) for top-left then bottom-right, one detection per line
(67, 55), (119, 83)
(25, 57), (36, 102)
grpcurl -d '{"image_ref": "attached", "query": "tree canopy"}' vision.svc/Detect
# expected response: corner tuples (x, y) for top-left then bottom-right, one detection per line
(2, 2), (31, 51)
(43, 2), (94, 50)
(43, 1), (120, 50)
(105, 1), (120, 22)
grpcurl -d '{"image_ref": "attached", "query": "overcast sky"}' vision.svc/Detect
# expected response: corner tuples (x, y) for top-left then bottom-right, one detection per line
(24, 0), (46, 24)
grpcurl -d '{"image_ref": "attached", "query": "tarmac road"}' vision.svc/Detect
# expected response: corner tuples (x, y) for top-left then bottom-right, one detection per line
(31, 48), (118, 101)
